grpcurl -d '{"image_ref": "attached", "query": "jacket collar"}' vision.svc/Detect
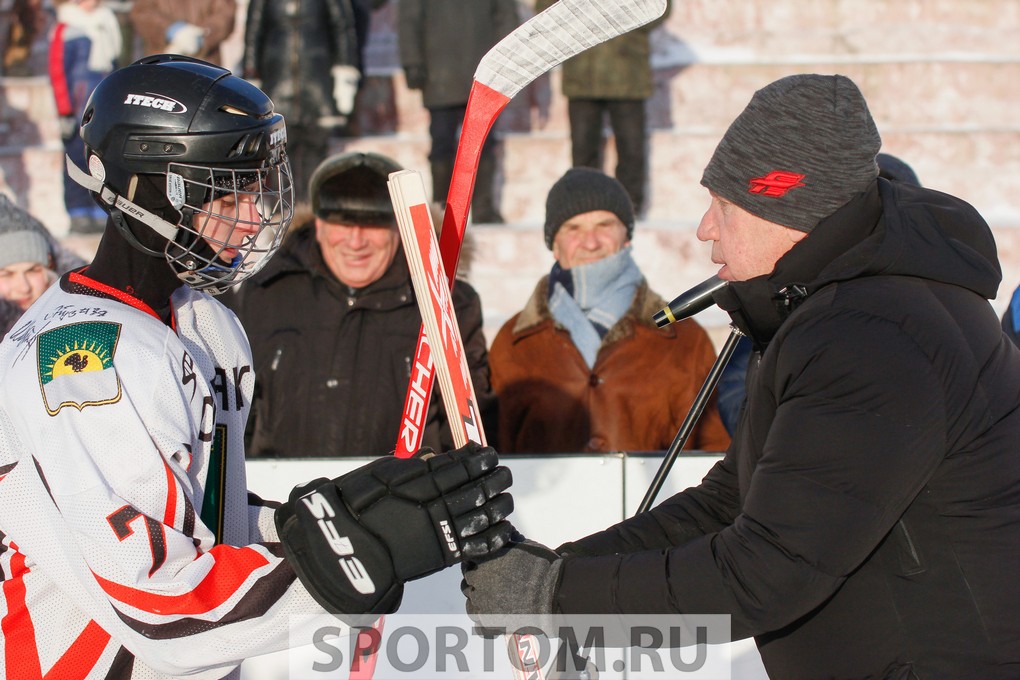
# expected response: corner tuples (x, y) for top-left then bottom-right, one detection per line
(715, 182), (884, 349)
(512, 274), (672, 345)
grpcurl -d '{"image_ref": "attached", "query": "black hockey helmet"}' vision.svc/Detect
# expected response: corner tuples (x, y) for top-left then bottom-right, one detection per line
(69, 54), (294, 294)
(309, 151), (403, 227)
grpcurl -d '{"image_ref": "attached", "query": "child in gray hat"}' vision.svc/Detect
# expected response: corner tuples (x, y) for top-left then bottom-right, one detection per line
(0, 196), (85, 336)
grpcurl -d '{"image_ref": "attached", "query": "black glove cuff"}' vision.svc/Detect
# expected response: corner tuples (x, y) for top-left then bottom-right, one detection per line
(276, 481), (399, 616)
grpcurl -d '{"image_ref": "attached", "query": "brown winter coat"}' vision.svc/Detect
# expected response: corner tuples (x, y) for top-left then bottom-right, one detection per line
(490, 276), (729, 454)
(130, 0), (237, 65)
(534, 0), (671, 100)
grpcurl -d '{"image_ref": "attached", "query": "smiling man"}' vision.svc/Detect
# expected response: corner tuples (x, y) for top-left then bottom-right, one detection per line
(228, 150), (495, 458)
(488, 167), (729, 454)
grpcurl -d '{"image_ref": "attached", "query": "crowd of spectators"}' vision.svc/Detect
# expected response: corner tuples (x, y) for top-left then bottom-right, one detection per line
(3, 2), (983, 464)
(0, 0), (739, 460)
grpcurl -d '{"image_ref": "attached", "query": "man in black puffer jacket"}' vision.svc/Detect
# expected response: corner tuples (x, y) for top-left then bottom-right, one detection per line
(463, 74), (1020, 679)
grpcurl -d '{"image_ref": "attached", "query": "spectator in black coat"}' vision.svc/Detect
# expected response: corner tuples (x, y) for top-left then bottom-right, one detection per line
(243, 0), (360, 199)
(225, 151), (495, 458)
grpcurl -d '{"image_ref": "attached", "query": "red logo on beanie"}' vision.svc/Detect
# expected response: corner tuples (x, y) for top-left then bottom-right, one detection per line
(748, 171), (806, 197)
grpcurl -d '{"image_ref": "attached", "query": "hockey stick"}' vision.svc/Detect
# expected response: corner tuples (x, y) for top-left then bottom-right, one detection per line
(390, 169), (546, 680)
(390, 170), (485, 449)
(394, 0), (670, 456)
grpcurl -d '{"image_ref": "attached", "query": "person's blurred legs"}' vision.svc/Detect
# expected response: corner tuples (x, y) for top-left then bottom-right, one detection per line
(567, 98), (604, 169)
(428, 105), (463, 203)
(607, 98), (647, 214)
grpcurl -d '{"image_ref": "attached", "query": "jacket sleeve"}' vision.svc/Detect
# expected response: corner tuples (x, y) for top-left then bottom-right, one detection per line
(327, 0), (360, 68)
(248, 492), (281, 542)
(492, 0), (520, 44)
(534, 0), (555, 15)
(678, 321), (732, 452)
(47, 24), (73, 116)
(558, 447), (741, 557)
(127, 0), (164, 52)
(453, 280), (498, 446)
(199, 0), (238, 59)
(556, 309), (949, 639)
(242, 0), (266, 78)
(396, 0), (424, 71)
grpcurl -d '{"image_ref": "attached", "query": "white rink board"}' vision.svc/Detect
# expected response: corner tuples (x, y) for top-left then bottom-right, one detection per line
(240, 454), (767, 680)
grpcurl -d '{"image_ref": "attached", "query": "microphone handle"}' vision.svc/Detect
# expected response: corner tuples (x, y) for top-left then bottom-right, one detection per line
(637, 327), (744, 514)
(653, 275), (727, 327)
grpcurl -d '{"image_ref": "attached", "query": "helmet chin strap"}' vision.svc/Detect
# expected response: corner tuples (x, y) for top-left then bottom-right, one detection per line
(66, 155), (180, 244)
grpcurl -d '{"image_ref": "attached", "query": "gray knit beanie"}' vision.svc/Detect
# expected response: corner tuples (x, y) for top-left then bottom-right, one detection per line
(544, 168), (635, 248)
(701, 74), (881, 232)
(0, 197), (51, 270)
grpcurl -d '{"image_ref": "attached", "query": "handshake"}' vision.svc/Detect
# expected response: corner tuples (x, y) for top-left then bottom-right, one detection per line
(277, 442), (516, 619)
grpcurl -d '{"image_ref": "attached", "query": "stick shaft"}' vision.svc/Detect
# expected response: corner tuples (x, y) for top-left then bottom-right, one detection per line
(637, 329), (744, 514)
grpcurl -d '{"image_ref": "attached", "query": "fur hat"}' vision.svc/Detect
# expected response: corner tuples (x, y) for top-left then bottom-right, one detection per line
(701, 74), (881, 232)
(309, 151), (403, 226)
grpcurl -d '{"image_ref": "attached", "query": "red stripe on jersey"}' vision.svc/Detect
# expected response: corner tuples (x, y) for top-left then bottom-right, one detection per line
(92, 545), (270, 615)
(163, 461), (178, 527)
(68, 271), (163, 321)
(44, 620), (112, 680)
(2, 550), (42, 679)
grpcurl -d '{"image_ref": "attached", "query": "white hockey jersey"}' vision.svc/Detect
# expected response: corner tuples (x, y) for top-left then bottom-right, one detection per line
(0, 271), (340, 679)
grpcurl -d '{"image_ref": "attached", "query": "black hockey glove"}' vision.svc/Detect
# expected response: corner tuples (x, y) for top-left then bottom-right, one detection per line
(277, 442), (514, 618)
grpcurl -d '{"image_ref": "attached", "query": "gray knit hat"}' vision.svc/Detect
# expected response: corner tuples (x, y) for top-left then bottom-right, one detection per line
(544, 167), (635, 248)
(701, 74), (881, 232)
(0, 197), (51, 270)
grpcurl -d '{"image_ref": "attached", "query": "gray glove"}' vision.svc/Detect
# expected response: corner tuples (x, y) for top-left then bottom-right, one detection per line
(461, 537), (562, 634)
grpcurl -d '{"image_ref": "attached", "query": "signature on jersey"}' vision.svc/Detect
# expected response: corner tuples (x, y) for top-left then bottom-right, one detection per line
(7, 306), (110, 365)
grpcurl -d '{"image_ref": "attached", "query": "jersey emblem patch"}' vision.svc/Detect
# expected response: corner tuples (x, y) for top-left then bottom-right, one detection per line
(37, 321), (123, 415)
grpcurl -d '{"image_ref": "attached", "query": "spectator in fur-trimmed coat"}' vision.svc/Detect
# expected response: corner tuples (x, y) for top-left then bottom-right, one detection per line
(489, 167), (730, 454)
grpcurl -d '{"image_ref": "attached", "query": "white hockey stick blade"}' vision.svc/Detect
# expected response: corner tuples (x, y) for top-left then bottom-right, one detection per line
(476, 0), (668, 99)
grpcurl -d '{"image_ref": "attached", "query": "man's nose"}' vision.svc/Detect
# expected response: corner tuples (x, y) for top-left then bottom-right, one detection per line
(696, 211), (717, 242)
(347, 226), (366, 246)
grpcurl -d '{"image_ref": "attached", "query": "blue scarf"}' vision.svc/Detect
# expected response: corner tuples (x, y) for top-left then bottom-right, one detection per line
(548, 246), (642, 368)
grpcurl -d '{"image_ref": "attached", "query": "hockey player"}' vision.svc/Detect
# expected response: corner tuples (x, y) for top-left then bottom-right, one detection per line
(0, 55), (513, 678)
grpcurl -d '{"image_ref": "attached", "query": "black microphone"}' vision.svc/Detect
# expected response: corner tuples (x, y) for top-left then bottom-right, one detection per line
(652, 275), (727, 327)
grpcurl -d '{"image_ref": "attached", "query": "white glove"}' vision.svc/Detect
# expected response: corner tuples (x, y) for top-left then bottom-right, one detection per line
(331, 65), (360, 116)
(166, 22), (205, 56)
